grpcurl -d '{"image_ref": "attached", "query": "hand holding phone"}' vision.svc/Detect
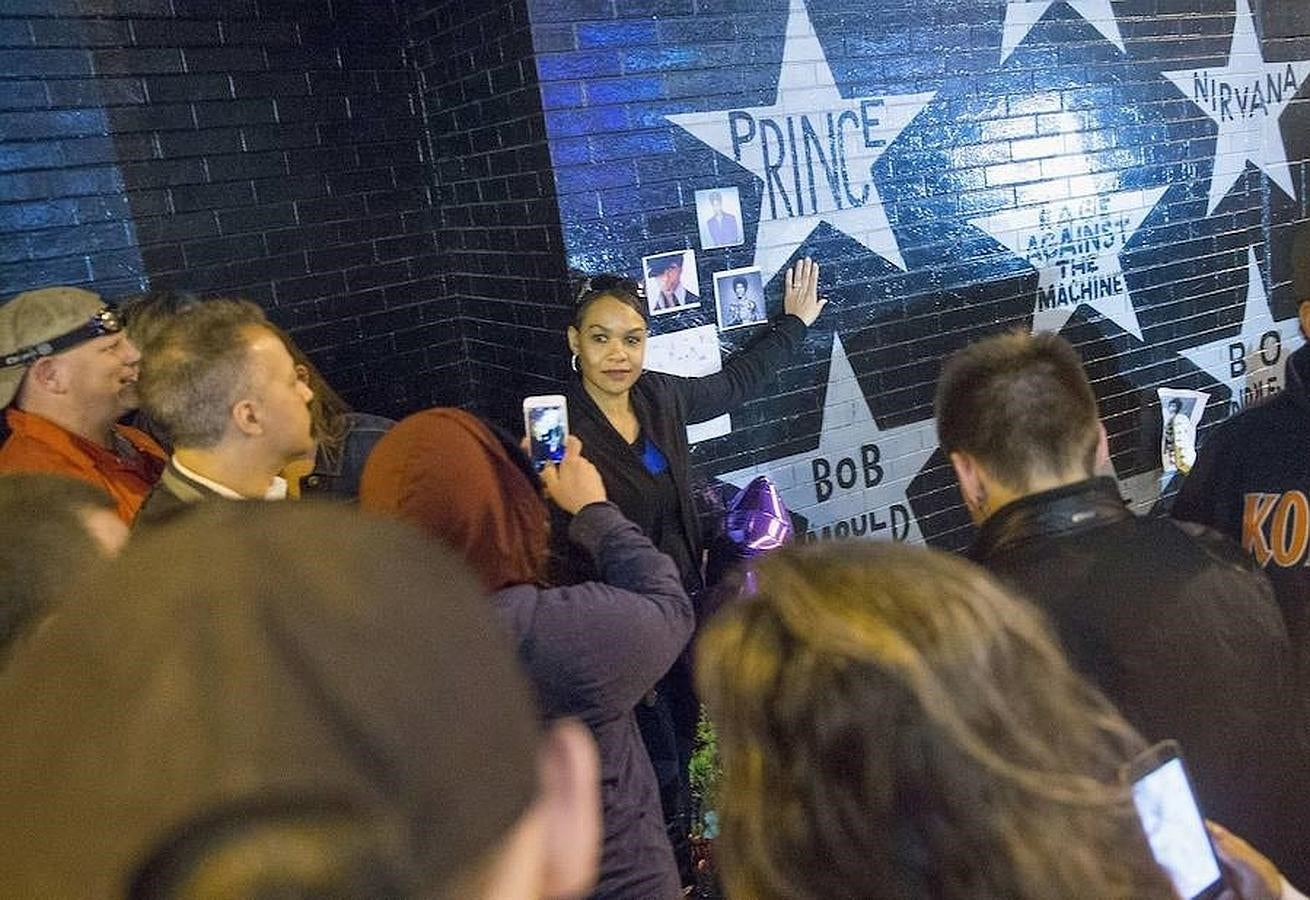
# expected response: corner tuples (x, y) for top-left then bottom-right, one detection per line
(523, 395), (568, 471)
(1123, 740), (1225, 900)
(539, 435), (607, 515)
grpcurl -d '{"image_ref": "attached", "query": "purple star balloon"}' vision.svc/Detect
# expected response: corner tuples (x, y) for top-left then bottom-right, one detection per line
(725, 475), (793, 557)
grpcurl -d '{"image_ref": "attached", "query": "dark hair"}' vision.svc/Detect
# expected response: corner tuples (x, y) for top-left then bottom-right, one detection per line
(935, 331), (1099, 491)
(0, 473), (114, 660)
(129, 797), (409, 900)
(571, 272), (647, 327)
(697, 542), (1174, 900)
(138, 299), (271, 448)
(260, 319), (355, 470)
(732, 276), (749, 292)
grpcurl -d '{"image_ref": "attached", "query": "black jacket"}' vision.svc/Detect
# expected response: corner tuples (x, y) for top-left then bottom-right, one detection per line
(973, 477), (1308, 880)
(1173, 343), (1310, 671)
(495, 502), (693, 900)
(558, 314), (808, 593)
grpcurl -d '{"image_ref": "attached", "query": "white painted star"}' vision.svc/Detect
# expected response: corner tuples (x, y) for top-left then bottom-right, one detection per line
(1001, 1), (1125, 64)
(1163, 0), (1310, 214)
(715, 334), (937, 544)
(666, 0), (934, 286)
(1181, 246), (1305, 409)
(971, 180), (1168, 339)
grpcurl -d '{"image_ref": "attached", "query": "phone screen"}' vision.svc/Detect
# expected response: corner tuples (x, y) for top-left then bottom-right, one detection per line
(1131, 757), (1223, 899)
(526, 402), (567, 469)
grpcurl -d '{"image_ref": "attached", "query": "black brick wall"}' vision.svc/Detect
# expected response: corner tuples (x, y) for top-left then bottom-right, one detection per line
(405, 0), (567, 429)
(1, 0), (462, 420)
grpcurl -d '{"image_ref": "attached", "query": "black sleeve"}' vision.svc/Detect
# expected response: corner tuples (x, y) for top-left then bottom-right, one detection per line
(673, 314), (808, 423)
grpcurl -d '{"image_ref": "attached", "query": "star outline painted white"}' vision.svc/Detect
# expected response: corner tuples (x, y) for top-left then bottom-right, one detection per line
(666, 0), (935, 286)
(714, 333), (938, 544)
(1180, 245), (1305, 409)
(1162, 0), (1310, 215)
(1000, 1), (1125, 64)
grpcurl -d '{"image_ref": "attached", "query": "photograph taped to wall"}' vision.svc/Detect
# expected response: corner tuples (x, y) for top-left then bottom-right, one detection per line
(714, 266), (767, 331)
(643, 249), (701, 316)
(645, 324), (731, 443)
(695, 186), (744, 250)
(1159, 388), (1208, 476)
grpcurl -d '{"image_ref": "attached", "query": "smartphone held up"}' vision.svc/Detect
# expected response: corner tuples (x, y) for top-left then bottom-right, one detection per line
(523, 395), (568, 471)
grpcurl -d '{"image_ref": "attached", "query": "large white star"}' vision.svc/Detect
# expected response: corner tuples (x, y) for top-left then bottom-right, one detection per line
(1162, 0), (1310, 215)
(971, 181), (1168, 339)
(715, 334), (937, 544)
(666, 0), (934, 286)
(1001, 1), (1125, 64)
(1181, 246), (1305, 409)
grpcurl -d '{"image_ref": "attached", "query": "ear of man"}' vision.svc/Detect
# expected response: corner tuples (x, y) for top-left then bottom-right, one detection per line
(948, 450), (991, 522)
(26, 356), (65, 396)
(231, 397), (262, 439)
(1298, 298), (1310, 341)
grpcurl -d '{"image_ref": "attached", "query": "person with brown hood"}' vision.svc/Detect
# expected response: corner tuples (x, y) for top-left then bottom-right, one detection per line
(360, 408), (694, 900)
(0, 502), (603, 900)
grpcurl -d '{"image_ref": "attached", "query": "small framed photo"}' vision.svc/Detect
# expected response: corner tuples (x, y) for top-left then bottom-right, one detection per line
(695, 187), (744, 250)
(714, 266), (767, 331)
(642, 249), (701, 316)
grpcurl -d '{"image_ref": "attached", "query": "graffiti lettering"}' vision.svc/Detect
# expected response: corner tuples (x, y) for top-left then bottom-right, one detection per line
(1242, 491), (1310, 568)
(727, 103), (885, 222)
(812, 442), (884, 503)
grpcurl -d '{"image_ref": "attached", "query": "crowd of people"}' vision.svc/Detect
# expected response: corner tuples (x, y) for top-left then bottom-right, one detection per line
(0, 249), (1307, 898)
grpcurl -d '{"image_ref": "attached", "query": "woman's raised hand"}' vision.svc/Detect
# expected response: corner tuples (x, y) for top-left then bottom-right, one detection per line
(540, 435), (608, 515)
(783, 257), (826, 326)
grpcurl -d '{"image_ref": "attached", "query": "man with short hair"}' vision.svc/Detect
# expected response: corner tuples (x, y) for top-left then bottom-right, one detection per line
(135, 299), (315, 524)
(1173, 229), (1310, 680)
(936, 330), (1308, 881)
(0, 286), (165, 522)
(0, 502), (602, 899)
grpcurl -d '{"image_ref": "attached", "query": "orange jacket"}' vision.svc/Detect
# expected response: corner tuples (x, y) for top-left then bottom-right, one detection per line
(0, 408), (166, 523)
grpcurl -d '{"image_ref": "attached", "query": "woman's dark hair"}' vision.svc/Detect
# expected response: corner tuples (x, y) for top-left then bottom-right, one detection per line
(732, 276), (749, 291)
(119, 290), (205, 351)
(571, 272), (647, 326)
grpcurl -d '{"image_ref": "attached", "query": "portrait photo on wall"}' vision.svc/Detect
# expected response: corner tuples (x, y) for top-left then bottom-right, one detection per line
(714, 266), (767, 331)
(695, 186), (744, 250)
(643, 249), (701, 316)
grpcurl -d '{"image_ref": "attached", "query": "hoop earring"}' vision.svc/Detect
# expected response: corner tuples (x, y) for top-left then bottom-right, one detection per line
(570, 353), (579, 373)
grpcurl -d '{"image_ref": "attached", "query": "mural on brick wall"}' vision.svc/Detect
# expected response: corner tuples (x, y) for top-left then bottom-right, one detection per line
(532, 0), (1310, 549)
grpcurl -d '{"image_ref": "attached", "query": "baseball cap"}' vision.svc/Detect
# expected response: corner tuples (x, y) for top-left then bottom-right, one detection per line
(0, 502), (541, 897)
(0, 286), (118, 407)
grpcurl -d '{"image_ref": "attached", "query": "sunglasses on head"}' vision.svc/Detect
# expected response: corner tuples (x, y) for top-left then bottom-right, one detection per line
(574, 273), (645, 306)
(2, 306), (124, 370)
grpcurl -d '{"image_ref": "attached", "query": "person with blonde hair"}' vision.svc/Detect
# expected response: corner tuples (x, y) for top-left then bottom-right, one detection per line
(697, 541), (1180, 900)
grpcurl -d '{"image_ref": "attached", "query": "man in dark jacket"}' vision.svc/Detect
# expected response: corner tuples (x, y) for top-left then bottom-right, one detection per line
(1173, 232), (1310, 682)
(935, 330), (1308, 881)
(135, 299), (315, 525)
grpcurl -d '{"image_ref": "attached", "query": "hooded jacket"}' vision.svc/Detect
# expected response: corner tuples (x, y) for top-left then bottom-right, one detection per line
(1173, 343), (1310, 672)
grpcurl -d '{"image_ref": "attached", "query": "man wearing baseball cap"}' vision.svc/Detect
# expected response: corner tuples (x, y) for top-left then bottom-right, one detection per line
(0, 286), (165, 523)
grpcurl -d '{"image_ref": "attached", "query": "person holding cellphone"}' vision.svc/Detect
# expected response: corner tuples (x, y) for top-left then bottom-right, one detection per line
(554, 258), (826, 882)
(360, 410), (693, 900)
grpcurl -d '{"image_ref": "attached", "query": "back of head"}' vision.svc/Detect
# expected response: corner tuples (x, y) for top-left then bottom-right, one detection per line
(359, 408), (547, 591)
(0, 473), (116, 661)
(935, 331), (1099, 492)
(119, 290), (204, 353)
(0, 502), (540, 898)
(137, 299), (268, 448)
(696, 542), (1172, 900)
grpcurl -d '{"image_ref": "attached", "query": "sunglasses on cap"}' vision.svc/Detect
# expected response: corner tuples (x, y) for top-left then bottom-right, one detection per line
(574, 273), (645, 306)
(1, 306), (124, 370)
